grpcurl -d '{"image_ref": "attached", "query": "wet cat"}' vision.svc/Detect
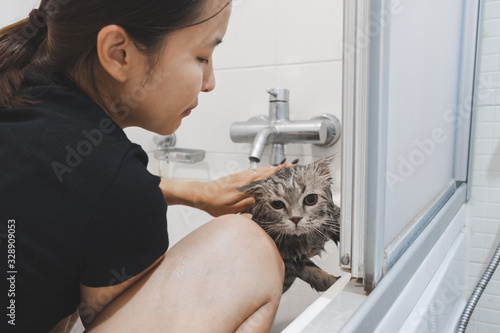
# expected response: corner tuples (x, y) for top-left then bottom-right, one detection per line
(238, 156), (340, 293)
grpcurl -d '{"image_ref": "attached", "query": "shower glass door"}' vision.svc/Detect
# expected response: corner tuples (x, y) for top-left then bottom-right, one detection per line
(341, 0), (480, 291)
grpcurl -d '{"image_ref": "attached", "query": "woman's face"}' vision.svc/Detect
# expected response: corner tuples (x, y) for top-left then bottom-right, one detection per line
(117, 1), (232, 135)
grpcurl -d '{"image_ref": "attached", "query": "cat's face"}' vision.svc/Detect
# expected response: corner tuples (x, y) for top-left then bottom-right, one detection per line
(239, 156), (335, 237)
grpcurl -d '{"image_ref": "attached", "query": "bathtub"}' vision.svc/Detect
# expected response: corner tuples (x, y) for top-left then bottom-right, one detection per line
(282, 201), (467, 332)
(157, 147), (343, 332)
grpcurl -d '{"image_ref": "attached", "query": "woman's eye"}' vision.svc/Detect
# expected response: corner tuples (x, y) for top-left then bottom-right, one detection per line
(198, 57), (209, 64)
(271, 201), (285, 210)
(303, 194), (318, 206)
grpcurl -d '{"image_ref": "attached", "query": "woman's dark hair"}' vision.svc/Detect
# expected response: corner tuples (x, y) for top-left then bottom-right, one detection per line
(0, 0), (228, 108)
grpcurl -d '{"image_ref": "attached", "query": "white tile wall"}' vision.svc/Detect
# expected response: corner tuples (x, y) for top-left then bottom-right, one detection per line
(0, 0), (40, 27)
(126, 1), (345, 331)
(465, 1), (500, 332)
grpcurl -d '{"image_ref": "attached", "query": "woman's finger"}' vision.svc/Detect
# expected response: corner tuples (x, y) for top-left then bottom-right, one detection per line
(231, 197), (255, 214)
(228, 189), (252, 203)
(251, 166), (281, 180)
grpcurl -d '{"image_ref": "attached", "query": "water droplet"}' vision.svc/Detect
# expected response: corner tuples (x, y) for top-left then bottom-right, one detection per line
(249, 161), (258, 171)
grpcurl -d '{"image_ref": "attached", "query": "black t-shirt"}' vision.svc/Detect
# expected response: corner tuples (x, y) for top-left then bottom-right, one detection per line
(0, 76), (169, 332)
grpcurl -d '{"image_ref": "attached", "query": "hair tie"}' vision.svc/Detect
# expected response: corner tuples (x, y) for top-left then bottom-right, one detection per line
(28, 8), (48, 39)
(29, 8), (47, 27)
(29, 8), (46, 25)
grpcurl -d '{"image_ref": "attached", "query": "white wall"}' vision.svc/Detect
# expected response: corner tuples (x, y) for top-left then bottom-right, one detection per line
(130, 0), (344, 192)
(136, 0), (344, 241)
(0, 0), (40, 27)
(465, 0), (500, 332)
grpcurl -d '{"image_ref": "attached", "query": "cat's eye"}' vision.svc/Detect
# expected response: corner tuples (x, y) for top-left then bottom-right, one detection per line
(304, 194), (318, 206)
(271, 200), (285, 209)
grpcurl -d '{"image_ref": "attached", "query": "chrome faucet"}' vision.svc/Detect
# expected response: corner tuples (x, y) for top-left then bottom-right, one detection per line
(153, 134), (205, 164)
(230, 88), (341, 166)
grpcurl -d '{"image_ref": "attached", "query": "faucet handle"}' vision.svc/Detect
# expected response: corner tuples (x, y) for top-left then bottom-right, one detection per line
(154, 134), (177, 149)
(267, 89), (278, 98)
(267, 88), (289, 102)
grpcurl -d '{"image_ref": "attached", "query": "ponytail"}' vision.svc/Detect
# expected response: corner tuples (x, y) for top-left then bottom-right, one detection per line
(0, 8), (48, 108)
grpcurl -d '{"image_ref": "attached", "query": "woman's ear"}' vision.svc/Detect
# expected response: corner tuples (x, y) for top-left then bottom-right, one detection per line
(96, 25), (142, 83)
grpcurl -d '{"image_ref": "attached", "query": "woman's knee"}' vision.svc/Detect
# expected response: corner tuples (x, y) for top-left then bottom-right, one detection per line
(163, 214), (284, 297)
(206, 214), (285, 280)
(86, 215), (284, 332)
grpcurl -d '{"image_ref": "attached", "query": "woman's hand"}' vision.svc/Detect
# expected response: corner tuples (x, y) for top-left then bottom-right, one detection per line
(160, 163), (295, 217)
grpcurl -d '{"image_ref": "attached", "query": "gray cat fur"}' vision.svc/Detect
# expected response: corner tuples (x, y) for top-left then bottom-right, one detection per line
(238, 155), (340, 293)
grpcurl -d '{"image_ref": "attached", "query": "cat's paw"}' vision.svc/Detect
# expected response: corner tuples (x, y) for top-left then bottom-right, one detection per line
(313, 274), (340, 292)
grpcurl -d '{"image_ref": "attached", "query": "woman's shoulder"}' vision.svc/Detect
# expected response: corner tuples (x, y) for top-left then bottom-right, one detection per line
(25, 81), (120, 132)
(4, 74), (131, 146)
(0, 78), (144, 185)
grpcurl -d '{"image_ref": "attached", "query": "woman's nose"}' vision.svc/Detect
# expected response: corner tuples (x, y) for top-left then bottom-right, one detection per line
(201, 64), (216, 93)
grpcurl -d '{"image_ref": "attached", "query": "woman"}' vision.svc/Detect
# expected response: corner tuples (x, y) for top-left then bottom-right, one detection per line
(0, 0), (286, 332)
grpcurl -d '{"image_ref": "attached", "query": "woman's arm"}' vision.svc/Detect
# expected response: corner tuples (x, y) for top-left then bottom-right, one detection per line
(159, 164), (292, 217)
(49, 311), (79, 333)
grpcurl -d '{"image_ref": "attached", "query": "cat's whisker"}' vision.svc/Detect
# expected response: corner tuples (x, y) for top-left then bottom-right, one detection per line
(323, 227), (340, 234)
(254, 219), (274, 223)
(313, 228), (328, 239)
(323, 223), (340, 231)
(323, 225), (340, 232)
(277, 230), (285, 244)
(251, 219), (273, 224)
(267, 229), (281, 237)
(280, 232), (289, 246)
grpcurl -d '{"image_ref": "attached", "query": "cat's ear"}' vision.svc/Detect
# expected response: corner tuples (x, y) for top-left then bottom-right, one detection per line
(312, 155), (336, 177)
(237, 179), (266, 195)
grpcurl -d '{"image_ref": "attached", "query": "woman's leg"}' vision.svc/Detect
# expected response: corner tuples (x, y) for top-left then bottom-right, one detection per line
(86, 215), (284, 332)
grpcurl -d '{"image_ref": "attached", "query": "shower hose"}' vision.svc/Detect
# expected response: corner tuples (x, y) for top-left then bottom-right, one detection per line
(456, 240), (500, 332)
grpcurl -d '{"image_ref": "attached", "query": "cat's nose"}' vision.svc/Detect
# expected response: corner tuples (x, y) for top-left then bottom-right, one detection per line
(290, 217), (303, 225)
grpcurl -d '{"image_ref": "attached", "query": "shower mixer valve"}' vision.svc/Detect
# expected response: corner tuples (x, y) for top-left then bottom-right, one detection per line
(230, 88), (341, 166)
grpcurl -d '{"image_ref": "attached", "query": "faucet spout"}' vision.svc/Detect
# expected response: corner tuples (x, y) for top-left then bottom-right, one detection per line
(230, 88), (341, 166)
(249, 126), (276, 163)
(271, 143), (286, 166)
